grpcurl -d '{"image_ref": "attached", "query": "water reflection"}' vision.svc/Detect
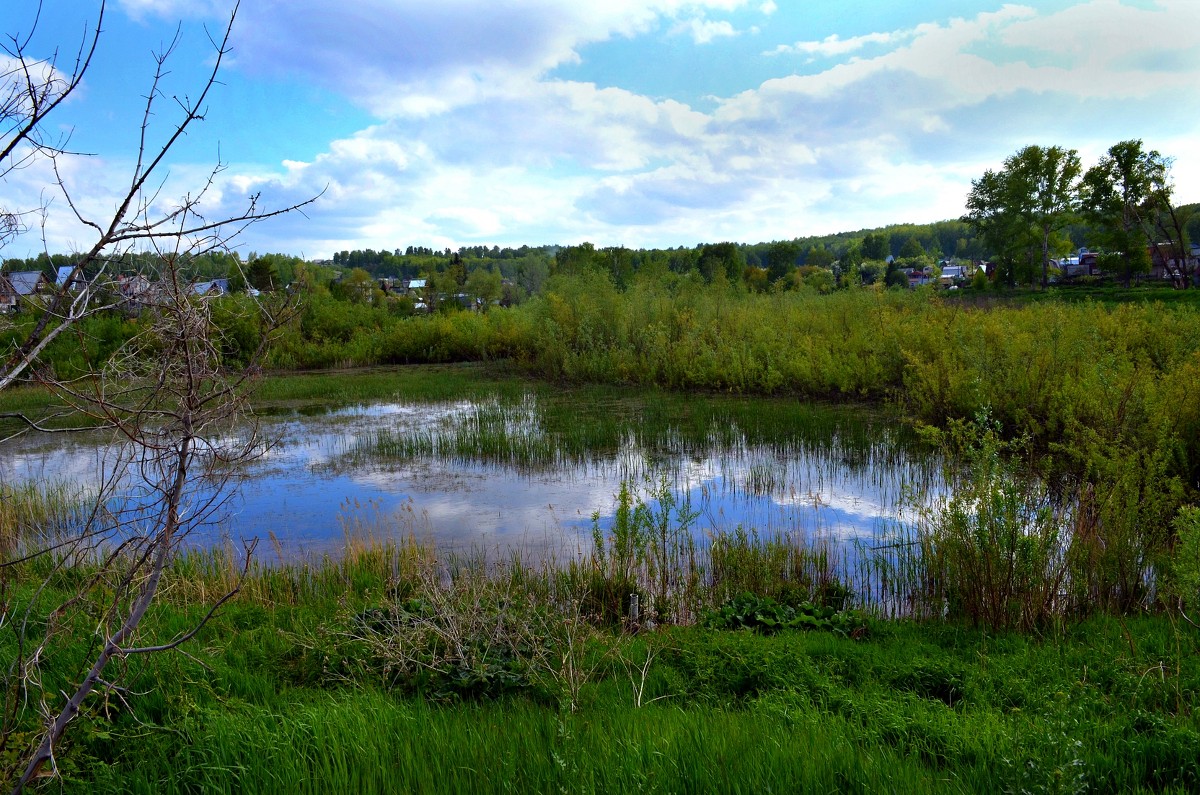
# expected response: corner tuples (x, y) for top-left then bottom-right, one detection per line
(0, 388), (943, 562)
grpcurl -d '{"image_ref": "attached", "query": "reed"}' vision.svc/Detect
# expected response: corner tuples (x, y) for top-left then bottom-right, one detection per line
(0, 480), (92, 556)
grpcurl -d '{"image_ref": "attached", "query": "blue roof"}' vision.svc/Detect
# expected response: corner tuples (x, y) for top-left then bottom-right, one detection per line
(56, 265), (81, 286)
(192, 278), (229, 295)
(8, 271), (45, 295)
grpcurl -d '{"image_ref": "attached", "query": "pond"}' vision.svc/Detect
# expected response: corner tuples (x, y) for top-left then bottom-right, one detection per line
(0, 372), (945, 565)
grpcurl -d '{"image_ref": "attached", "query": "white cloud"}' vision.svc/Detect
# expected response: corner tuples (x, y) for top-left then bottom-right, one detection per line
(218, 1), (1198, 254)
(15, 1), (1200, 258)
(678, 18), (739, 45)
(129, 0), (760, 118)
(768, 30), (912, 58)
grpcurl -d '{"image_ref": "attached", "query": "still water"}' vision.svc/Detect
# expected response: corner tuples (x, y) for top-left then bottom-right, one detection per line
(0, 384), (943, 561)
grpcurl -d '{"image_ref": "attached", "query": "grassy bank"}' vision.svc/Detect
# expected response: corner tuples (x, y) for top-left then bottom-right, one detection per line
(3, 540), (1198, 794)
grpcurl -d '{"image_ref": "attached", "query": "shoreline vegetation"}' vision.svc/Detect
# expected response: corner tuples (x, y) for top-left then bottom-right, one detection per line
(4, 531), (1199, 793)
(4, 283), (1200, 792)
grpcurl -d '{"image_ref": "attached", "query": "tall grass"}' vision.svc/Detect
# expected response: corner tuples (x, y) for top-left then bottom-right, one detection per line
(78, 693), (955, 794)
(49, 594), (1200, 795)
(0, 480), (92, 556)
(7, 505), (1200, 793)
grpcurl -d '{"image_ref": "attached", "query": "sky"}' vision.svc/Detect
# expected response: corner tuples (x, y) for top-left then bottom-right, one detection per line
(5, 0), (1200, 260)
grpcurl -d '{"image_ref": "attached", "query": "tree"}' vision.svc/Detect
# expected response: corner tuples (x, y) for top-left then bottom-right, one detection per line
(1009, 145), (1081, 288)
(465, 265), (502, 310)
(965, 145), (1080, 288)
(0, 3), (312, 788)
(337, 266), (377, 304)
(247, 256), (280, 292)
(805, 246), (834, 270)
(1080, 140), (1160, 286)
(765, 240), (800, 283)
(696, 242), (744, 284)
(1135, 155), (1193, 288)
(861, 232), (889, 261)
(897, 236), (925, 260)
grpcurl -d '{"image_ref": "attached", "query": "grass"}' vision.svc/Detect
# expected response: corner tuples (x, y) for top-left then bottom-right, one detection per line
(77, 693), (954, 794)
(253, 361), (526, 408)
(0, 480), (91, 556)
(5, 537), (1200, 794)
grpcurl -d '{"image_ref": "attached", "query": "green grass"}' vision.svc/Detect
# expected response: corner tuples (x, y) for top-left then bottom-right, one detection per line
(6, 545), (1199, 794)
(253, 361), (525, 407)
(76, 694), (952, 794)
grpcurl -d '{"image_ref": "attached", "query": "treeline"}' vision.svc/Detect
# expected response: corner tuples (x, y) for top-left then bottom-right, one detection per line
(965, 141), (1200, 288)
(316, 221), (987, 295)
(0, 250), (323, 291)
(9, 201), (1196, 300)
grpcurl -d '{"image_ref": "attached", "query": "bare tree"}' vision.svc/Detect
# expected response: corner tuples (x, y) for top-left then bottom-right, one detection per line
(1, 0), (315, 392)
(0, 2), (315, 789)
(9, 235), (287, 790)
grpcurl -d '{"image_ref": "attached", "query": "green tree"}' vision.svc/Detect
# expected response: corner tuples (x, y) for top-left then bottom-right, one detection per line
(247, 256), (279, 292)
(465, 266), (503, 310)
(226, 262), (248, 293)
(1136, 156), (1194, 288)
(339, 267), (377, 304)
(697, 242), (745, 284)
(861, 232), (888, 261)
(805, 246), (835, 269)
(898, 236), (925, 260)
(1008, 144), (1084, 288)
(1080, 140), (1162, 286)
(967, 145), (1081, 288)
(841, 239), (864, 269)
(765, 240), (801, 283)
(554, 243), (601, 277)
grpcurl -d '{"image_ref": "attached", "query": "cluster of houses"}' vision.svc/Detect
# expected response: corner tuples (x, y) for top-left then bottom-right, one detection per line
(897, 261), (975, 289)
(0, 266), (81, 313)
(375, 276), (502, 311)
(0, 267), (256, 314)
(1049, 243), (1200, 282)
(898, 242), (1200, 288)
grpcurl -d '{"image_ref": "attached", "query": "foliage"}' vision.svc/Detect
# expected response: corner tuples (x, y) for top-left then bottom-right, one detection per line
(1079, 139), (1164, 285)
(1166, 507), (1200, 616)
(895, 413), (1073, 632)
(965, 144), (1081, 288)
(346, 561), (598, 707)
(4, 543), (1198, 794)
(587, 478), (700, 626)
(700, 592), (868, 637)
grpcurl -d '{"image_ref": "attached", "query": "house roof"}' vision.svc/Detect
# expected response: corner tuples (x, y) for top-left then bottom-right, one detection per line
(8, 271), (46, 295)
(56, 265), (82, 286)
(192, 278), (229, 295)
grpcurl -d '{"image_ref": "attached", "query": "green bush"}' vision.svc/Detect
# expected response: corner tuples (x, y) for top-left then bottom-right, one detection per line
(700, 592), (869, 637)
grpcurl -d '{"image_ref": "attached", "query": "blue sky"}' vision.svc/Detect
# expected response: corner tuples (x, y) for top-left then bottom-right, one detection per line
(5, 0), (1199, 259)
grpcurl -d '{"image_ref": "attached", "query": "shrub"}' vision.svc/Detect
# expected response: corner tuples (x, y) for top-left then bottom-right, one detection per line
(902, 412), (1072, 631)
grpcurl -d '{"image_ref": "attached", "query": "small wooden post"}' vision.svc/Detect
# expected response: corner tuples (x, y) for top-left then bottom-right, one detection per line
(629, 593), (640, 630)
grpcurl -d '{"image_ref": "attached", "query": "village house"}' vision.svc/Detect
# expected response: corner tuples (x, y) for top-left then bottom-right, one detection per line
(939, 264), (967, 286)
(0, 274), (16, 313)
(7, 270), (51, 298)
(192, 278), (230, 297)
